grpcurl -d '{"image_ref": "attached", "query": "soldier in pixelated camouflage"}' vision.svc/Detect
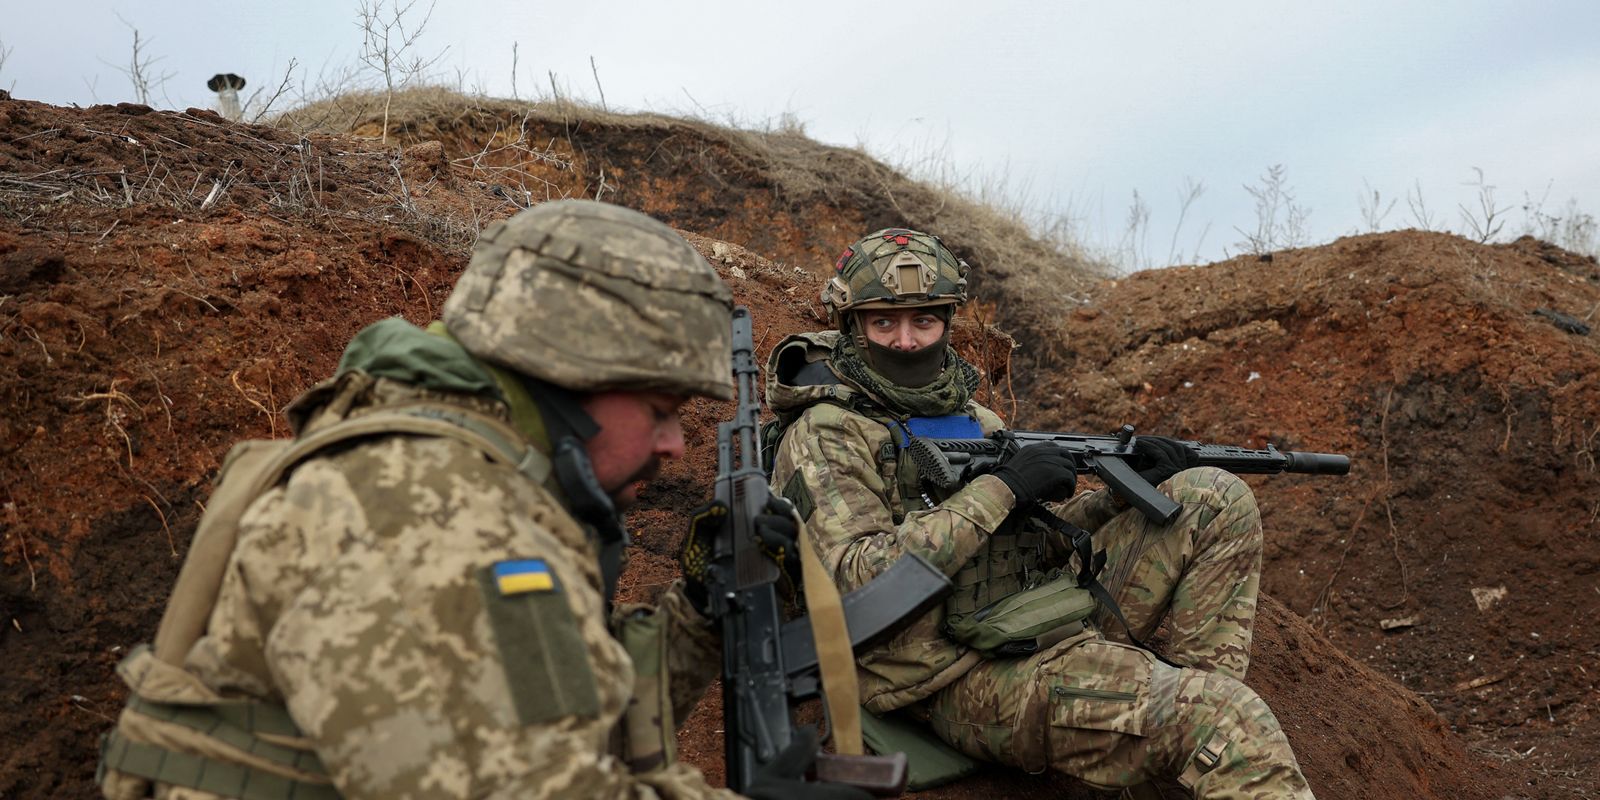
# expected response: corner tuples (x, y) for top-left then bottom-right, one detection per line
(765, 228), (1315, 799)
(98, 200), (854, 800)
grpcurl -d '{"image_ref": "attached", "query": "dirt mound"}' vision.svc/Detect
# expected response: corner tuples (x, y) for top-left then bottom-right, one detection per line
(277, 88), (1108, 361)
(1029, 230), (1600, 796)
(0, 93), (1538, 799)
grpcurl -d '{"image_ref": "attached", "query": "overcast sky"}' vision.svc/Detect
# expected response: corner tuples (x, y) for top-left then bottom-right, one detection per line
(5, 1), (1598, 268)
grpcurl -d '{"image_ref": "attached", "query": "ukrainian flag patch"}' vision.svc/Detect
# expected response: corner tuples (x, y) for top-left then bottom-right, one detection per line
(493, 559), (557, 595)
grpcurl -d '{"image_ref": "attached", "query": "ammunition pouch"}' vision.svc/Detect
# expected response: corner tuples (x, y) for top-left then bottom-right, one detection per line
(942, 570), (1096, 658)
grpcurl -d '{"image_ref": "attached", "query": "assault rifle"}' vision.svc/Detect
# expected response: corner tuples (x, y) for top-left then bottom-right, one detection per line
(705, 307), (949, 795)
(907, 425), (1350, 525)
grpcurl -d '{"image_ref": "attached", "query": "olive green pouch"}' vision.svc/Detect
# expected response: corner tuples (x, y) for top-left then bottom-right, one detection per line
(943, 571), (1097, 657)
(859, 707), (978, 790)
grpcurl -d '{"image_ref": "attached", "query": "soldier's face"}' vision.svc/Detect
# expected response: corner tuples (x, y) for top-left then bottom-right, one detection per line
(578, 390), (688, 511)
(859, 308), (947, 351)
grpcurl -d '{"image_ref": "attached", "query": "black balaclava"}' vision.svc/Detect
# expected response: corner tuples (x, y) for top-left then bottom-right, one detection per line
(856, 306), (952, 388)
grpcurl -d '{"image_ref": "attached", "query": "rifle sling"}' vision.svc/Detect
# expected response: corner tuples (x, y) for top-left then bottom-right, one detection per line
(1026, 507), (1182, 670)
(797, 513), (863, 755)
(780, 556), (952, 679)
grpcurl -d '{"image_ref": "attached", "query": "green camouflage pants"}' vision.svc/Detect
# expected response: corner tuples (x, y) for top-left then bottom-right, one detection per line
(926, 468), (1313, 799)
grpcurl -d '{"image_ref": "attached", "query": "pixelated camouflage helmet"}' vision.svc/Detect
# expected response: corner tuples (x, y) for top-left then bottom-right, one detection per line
(821, 228), (969, 329)
(442, 199), (734, 400)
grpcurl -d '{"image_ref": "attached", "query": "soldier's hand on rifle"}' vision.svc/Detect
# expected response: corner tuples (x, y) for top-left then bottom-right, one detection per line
(680, 496), (805, 614)
(744, 726), (874, 800)
(753, 494), (802, 580)
(992, 445), (1078, 507)
(1131, 435), (1200, 487)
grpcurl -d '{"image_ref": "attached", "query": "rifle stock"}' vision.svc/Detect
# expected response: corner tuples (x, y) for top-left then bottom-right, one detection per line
(816, 752), (909, 797)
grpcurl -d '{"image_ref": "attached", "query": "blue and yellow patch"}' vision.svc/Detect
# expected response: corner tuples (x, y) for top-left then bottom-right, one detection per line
(493, 559), (557, 595)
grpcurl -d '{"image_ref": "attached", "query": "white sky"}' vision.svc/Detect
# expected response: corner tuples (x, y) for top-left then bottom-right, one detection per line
(4, 0), (1598, 268)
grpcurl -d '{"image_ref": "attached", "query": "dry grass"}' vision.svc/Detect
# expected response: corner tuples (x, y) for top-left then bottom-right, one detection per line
(272, 87), (1109, 374)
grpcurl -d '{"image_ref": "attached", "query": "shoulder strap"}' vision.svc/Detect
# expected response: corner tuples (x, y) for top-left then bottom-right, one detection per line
(152, 405), (549, 665)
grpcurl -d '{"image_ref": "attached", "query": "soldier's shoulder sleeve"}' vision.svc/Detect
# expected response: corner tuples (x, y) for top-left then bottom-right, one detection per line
(771, 401), (1009, 588)
(771, 402), (892, 535)
(250, 433), (682, 798)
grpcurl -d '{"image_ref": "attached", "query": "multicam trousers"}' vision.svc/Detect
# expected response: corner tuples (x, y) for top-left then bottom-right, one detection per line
(925, 468), (1314, 799)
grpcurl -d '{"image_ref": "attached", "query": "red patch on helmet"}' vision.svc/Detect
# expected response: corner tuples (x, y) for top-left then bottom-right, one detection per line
(882, 230), (912, 246)
(834, 247), (854, 272)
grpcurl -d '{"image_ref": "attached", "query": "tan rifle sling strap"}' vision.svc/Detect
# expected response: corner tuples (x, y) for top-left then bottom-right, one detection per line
(795, 514), (863, 755)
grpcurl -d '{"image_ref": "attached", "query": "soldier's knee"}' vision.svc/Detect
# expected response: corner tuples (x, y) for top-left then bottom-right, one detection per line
(1167, 466), (1253, 507)
(1167, 467), (1260, 542)
(1163, 669), (1310, 798)
(1172, 669), (1271, 724)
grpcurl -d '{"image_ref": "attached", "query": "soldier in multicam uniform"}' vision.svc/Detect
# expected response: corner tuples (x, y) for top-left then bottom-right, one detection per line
(765, 228), (1316, 799)
(98, 200), (856, 800)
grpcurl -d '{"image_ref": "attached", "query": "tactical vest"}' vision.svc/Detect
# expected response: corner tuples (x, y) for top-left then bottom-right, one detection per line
(880, 415), (1053, 620)
(762, 335), (1053, 628)
(99, 373), (676, 800)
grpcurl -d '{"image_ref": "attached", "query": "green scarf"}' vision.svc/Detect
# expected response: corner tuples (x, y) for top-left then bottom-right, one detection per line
(831, 334), (980, 418)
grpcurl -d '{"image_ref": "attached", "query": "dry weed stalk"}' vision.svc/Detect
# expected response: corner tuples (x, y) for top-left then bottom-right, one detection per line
(230, 368), (281, 438)
(247, 58), (300, 124)
(357, 0), (446, 145)
(1460, 167), (1509, 244)
(75, 378), (143, 468)
(1314, 385), (1412, 621)
(141, 494), (178, 556)
(1376, 386), (1409, 609)
(3, 493), (35, 592)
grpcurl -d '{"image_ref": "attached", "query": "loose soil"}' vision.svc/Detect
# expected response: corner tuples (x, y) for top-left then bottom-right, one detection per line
(2, 92), (1585, 799)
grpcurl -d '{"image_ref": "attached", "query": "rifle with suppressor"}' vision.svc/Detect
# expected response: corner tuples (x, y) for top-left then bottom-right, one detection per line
(705, 307), (950, 795)
(907, 425), (1350, 525)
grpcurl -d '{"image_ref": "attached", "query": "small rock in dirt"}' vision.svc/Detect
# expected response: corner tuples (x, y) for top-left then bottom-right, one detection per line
(1379, 616), (1418, 631)
(1471, 585), (1507, 612)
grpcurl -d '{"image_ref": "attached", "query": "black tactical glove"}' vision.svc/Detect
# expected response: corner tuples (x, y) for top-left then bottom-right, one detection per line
(680, 496), (802, 615)
(1131, 435), (1200, 487)
(991, 444), (1078, 506)
(744, 726), (874, 800)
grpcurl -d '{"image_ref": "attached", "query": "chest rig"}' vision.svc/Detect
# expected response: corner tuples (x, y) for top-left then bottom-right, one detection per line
(882, 415), (1052, 620)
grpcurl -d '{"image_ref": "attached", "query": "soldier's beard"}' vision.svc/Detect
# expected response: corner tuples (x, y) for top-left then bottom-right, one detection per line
(610, 456), (662, 512)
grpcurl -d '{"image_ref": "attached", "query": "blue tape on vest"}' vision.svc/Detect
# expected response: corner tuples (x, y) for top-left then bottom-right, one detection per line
(896, 415), (984, 447)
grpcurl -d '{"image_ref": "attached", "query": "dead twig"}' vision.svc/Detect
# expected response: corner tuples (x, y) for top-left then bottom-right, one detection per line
(1378, 386), (1409, 609)
(141, 494), (177, 557)
(19, 324), (52, 364)
(145, 367), (174, 434)
(230, 369), (281, 437)
(4, 494), (35, 592)
(589, 55), (608, 112)
(69, 695), (116, 724)
(1498, 384), (1516, 453)
(76, 379), (142, 468)
(1313, 487), (1377, 624)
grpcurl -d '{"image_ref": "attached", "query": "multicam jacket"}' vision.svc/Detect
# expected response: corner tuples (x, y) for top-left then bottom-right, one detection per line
(104, 319), (736, 800)
(766, 332), (1126, 713)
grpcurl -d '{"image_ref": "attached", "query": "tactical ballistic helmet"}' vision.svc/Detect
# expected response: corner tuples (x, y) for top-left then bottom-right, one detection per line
(442, 199), (734, 400)
(822, 227), (969, 331)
